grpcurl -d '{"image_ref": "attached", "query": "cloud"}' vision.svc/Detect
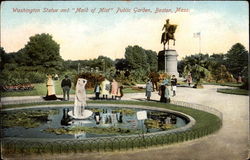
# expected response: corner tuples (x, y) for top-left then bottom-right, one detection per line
(1, 10), (248, 61)
(170, 11), (249, 58)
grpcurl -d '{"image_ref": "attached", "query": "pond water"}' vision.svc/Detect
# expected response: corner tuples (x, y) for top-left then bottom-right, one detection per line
(2, 106), (188, 139)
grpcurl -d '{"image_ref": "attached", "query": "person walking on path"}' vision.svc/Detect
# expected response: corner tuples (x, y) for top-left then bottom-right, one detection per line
(145, 79), (153, 101)
(61, 75), (72, 101)
(171, 75), (177, 96)
(187, 74), (192, 87)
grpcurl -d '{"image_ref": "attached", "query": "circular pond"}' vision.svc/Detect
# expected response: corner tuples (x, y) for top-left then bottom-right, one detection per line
(2, 104), (191, 139)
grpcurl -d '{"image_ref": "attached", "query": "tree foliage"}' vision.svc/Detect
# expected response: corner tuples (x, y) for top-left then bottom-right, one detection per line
(180, 54), (212, 86)
(63, 56), (115, 74)
(225, 43), (248, 78)
(21, 33), (63, 73)
(124, 45), (157, 82)
(145, 50), (158, 72)
(0, 48), (18, 71)
(115, 58), (130, 71)
(191, 64), (211, 86)
(1, 34), (63, 86)
(211, 65), (235, 83)
(178, 45), (247, 86)
(125, 45), (149, 70)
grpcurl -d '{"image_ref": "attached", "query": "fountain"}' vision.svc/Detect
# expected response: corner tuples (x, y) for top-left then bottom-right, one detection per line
(68, 78), (93, 119)
(2, 105), (191, 139)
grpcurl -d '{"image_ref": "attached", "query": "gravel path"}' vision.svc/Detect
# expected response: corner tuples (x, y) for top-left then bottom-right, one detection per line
(2, 85), (249, 160)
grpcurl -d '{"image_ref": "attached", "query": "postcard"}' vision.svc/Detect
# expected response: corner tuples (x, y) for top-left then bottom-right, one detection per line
(1, 1), (249, 160)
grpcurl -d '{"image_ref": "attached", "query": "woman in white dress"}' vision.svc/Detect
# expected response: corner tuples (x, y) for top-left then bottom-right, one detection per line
(44, 74), (57, 100)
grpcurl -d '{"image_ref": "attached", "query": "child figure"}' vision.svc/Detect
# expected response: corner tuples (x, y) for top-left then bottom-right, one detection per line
(110, 79), (118, 100)
(171, 75), (177, 96)
(94, 82), (101, 100)
(101, 78), (110, 99)
(116, 85), (124, 100)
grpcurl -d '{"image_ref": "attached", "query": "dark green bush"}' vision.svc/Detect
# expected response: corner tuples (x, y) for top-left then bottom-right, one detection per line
(0, 70), (46, 86)
(75, 72), (105, 89)
(130, 69), (148, 83)
(25, 72), (46, 83)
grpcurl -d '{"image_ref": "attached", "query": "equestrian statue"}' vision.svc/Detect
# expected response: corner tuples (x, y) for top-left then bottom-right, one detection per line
(161, 19), (178, 50)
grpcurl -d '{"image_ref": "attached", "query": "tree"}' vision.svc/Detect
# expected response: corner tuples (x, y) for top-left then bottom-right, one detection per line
(145, 50), (158, 72)
(191, 64), (211, 87)
(225, 43), (248, 78)
(209, 53), (225, 66)
(15, 49), (31, 66)
(180, 54), (211, 87)
(177, 60), (185, 77)
(22, 33), (63, 73)
(115, 49), (157, 72)
(0, 47), (6, 71)
(178, 51), (247, 85)
(211, 65), (235, 83)
(115, 58), (130, 71)
(125, 45), (149, 70)
(97, 56), (114, 72)
(180, 54), (210, 76)
(0, 48), (17, 71)
(124, 45), (153, 82)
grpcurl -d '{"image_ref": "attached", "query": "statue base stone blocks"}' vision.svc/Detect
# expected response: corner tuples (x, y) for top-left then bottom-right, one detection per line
(158, 49), (179, 77)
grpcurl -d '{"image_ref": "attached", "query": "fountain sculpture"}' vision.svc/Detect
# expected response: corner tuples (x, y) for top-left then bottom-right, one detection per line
(68, 78), (93, 119)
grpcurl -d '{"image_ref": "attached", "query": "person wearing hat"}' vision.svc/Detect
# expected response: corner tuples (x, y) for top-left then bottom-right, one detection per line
(145, 78), (153, 101)
(61, 75), (72, 101)
(171, 75), (177, 96)
(159, 79), (170, 103)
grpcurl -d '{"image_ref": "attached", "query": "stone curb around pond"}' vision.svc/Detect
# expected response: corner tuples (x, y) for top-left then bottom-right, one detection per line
(2, 103), (196, 141)
(2, 101), (223, 154)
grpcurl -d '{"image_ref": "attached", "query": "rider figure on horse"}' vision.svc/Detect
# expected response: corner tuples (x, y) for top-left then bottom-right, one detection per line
(162, 19), (171, 40)
(161, 19), (177, 50)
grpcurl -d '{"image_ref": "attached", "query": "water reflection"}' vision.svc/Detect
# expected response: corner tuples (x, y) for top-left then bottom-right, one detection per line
(61, 108), (72, 126)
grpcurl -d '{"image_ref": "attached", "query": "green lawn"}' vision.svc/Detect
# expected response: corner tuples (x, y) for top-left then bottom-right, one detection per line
(1, 81), (145, 97)
(202, 82), (248, 96)
(217, 88), (248, 96)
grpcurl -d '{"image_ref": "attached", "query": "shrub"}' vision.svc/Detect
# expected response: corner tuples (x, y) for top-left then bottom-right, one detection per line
(75, 72), (105, 89)
(0, 70), (46, 87)
(120, 79), (136, 86)
(60, 70), (78, 80)
(130, 69), (148, 83)
(0, 70), (23, 86)
(25, 72), (46, 83)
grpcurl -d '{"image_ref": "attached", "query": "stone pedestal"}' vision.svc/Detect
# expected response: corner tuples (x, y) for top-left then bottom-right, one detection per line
(158, 49), (179, 77)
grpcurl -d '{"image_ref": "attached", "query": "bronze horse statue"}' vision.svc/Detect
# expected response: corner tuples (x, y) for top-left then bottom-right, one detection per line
(161, 24), (177, 50)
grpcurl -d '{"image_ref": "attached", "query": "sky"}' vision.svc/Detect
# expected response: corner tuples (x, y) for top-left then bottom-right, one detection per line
(1, 1), (249, 60)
